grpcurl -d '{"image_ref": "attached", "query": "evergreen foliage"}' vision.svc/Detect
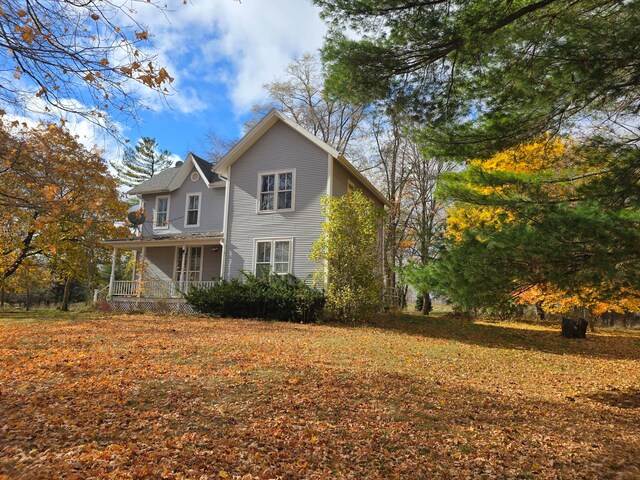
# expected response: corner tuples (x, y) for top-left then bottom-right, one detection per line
(113, 137), (173, 187)
(184, 273), (325, 323)
(317, 0), (639, 158)
(316, 1), (640, 316)
(433, 139), (640, 315)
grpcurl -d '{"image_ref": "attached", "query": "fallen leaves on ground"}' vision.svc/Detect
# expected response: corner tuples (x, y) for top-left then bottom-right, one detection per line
(0, 312), (639, 479)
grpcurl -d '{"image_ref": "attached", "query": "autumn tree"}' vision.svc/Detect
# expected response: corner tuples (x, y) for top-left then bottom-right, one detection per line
(317, 0), (639, 318)
(0, 0), (174, 129)
(252, 53), (370, 160)
(0, 121), (129, 308)
(369, 110), (455, 311)
(369, 111), (412, 306)
(311, 190), (384, 321)
(434, 138), (640, 319)
(403, 145), (456, 314)
(113, 137), (173, 187)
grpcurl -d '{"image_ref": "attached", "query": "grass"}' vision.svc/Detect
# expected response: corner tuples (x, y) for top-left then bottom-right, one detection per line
(0, 312), (638, 479)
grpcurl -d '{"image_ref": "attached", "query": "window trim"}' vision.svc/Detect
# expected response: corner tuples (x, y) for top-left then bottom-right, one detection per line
(347, 179), (356, 194)
(253, 237), (294, 277)
(256, 169), (296, 214)
(154, 195), (170, 230)
(184, 192), (202, 228)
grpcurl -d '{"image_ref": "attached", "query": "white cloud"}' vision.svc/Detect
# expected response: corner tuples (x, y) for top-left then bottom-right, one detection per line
(134, 0), (327, 115)
(4, 94), (129, 170)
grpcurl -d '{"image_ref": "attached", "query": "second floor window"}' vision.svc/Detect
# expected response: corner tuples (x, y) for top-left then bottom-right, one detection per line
(185, 193), (200, 227)
(155, 196), (169, 229)
(259, 170), (294, 212)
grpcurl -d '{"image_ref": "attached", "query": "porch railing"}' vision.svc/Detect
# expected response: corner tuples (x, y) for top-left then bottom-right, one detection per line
(110, 280), (218, 298)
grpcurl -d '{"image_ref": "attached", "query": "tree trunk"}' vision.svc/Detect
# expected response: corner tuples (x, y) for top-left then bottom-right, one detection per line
(421, 291), (432, 315)
(561, 317), (588, 339)
(535, 302), (545, 321)
(61, 277), (72, 312)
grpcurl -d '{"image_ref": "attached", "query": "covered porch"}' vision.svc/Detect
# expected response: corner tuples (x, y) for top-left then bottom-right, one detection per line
(103, 233), (223, 301)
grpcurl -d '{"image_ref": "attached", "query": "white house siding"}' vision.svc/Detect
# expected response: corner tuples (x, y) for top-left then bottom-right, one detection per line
(140, 166), (225, 236)
(225, 120), (327, 281)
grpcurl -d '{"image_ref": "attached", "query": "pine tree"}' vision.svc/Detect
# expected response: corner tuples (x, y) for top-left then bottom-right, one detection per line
(113, 137), (173, 187)
(433, 138), (640, 316)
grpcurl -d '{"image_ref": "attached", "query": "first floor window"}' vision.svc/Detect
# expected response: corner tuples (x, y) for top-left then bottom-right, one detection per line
(155, 196), (169, 228)
(255, 239), (291, 278)
(255, 241), (272, 278)
(185, 193), (200, 227)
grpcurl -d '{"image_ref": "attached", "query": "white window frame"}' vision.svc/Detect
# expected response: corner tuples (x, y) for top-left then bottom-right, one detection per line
(184, 192), (201, 228)
(253, 238), (294, 277)
(173, 246), (204, 282)
(154, 195), (170, 230)
(256, 169), (296, 213)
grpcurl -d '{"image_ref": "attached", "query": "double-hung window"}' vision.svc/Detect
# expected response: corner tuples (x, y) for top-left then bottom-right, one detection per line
(255, 239), (292, 278)
(185, 193), (201, 227)
(259, 170), (294, 212)
(155, 196), (170, 229)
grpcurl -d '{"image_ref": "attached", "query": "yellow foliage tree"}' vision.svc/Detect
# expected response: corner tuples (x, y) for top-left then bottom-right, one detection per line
(444, 137), (639, 317)
(0, 120), (129, 308)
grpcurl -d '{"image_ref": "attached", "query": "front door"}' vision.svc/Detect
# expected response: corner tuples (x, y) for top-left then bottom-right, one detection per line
(174, 246), (202, 283)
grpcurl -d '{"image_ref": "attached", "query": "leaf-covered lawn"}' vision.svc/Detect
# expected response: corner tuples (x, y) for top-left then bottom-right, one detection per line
(1, 313), (639, 479)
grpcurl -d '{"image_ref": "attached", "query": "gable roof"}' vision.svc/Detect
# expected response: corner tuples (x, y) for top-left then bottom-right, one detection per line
(214, 109), (390, 207)
(127, 153), (223, 195)
(191, 153), (220, 184)
(127, 166), (180, 195)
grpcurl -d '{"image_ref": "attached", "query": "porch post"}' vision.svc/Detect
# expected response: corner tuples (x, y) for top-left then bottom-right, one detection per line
(180, 244), (188, 292)
(131, 250), (137, 281)
(219, 241), (225, 280)
(108, 247), (118, 298)
(137, 245), (146, 298)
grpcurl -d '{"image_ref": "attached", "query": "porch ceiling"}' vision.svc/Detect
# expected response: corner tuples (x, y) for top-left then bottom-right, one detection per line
(103, 232), (223, 249)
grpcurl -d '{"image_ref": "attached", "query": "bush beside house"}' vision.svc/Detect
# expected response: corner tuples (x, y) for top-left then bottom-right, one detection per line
(184, 273), (324, 323)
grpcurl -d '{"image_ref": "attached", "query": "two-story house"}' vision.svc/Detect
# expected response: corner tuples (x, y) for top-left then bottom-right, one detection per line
(103, 109), (389, 312)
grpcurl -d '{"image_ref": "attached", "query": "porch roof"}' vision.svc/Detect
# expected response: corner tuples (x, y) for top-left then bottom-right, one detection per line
(104, 231), (223, 249)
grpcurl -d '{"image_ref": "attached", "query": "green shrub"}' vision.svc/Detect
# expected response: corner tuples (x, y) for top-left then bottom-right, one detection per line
(184, 272), (324, 323)
(415, 295), (423, 312)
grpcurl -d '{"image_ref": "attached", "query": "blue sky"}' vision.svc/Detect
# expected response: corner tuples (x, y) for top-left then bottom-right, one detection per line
(109, 0), (328, 162)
